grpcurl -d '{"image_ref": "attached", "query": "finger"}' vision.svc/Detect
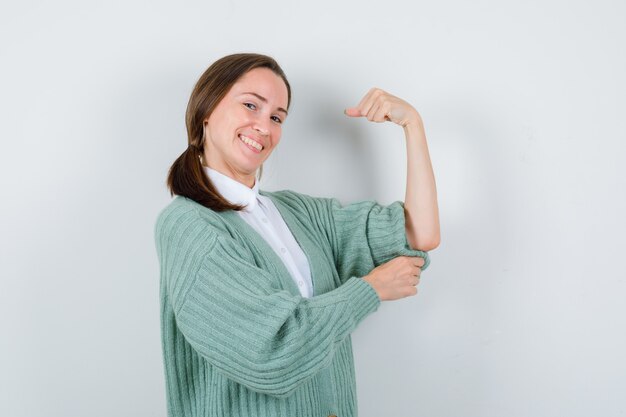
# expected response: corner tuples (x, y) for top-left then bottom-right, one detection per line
(366, 101), (382, 122)
(372, 102), (391, 123)
(361, 88), (382, 119)
(356, 88), (377, 110)
(350, 88), (376, 118)
(359, 97), (375, 119)
(344, 107), (362, 117)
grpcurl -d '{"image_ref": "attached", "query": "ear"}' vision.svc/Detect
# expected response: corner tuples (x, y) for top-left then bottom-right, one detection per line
(202, 119), (209, 135)
(201, 121), (209, 146)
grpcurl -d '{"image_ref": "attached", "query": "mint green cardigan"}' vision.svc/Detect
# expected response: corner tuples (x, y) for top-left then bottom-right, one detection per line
(154, 189), (430, 417)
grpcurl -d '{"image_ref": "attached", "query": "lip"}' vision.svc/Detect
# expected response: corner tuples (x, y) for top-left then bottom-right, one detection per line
(238, 134), (265, 150)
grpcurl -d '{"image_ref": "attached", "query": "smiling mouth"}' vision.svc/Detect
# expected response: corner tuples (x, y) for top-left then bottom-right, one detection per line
(239, 134), (264, 151)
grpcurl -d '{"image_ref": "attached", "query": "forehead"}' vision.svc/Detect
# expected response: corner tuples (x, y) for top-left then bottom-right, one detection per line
(229, 68), (288, 106)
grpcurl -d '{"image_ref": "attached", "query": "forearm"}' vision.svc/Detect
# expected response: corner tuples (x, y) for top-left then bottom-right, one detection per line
(403, 117), (440, 251)
(342, 88), (440, 251)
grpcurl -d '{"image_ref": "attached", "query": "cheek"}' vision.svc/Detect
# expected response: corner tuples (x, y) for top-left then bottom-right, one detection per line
(271, 127), (282, 146)
(214, 113), (240, 138)
(210, 103), (246, 133)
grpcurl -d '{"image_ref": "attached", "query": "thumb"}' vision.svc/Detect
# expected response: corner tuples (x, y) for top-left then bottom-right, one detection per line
(344, 107), (362, 117)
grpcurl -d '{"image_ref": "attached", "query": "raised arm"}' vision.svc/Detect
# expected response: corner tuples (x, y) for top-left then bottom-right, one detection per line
(345, 87), (440, 251)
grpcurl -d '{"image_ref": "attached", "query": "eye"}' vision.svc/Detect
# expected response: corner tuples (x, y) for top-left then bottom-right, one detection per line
(271, 115), (283, 124)
(243, 102), (256, 110)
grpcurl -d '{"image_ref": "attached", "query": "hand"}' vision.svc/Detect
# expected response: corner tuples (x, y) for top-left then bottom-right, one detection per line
(344, 87), (422, 128)
(362, 256), (425, 301)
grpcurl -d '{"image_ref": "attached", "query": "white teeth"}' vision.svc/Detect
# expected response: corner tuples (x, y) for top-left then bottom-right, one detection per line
(239, 135), (263, 151)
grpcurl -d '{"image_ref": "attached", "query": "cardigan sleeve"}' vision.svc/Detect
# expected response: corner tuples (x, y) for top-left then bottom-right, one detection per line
(326, 197), (430, 282)
(273, 190), (430, 284)
(155, 202), (381, 398)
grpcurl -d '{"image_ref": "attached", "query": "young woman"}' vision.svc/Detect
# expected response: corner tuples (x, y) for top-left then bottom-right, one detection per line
(155, 53), (439, 417)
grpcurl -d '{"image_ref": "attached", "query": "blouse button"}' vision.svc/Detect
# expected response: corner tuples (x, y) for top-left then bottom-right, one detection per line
(298, 281), (303, 286)
(280, 247), (286, 254)
(262, 218), (268, 223)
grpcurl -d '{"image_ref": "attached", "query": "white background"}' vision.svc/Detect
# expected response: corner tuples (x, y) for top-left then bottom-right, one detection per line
(1, 1), (625, 416)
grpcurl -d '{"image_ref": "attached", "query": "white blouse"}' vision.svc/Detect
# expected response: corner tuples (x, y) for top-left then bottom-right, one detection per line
(204, 166), (314, 298)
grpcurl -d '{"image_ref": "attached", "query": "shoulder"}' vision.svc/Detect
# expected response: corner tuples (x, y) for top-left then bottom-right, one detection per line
(154, 196), (230, 248)
(155, 196), (203, 234)
(155, 196), (198, 229)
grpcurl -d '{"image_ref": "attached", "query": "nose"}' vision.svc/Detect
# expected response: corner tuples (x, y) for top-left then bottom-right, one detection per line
(253, 116), (270, 136)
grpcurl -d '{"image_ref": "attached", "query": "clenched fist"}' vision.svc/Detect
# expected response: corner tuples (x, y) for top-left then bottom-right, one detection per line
(344, 87), (422, 128)
(362, 256), (425, 301)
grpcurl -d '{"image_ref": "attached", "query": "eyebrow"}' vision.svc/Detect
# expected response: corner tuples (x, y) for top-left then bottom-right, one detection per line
(240, 92), (288, 116)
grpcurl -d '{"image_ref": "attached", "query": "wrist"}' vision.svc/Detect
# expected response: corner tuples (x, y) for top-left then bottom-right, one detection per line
(362, 275), (381, 299)
(403, 115), (423, 131)
(403, 117), (426, 141)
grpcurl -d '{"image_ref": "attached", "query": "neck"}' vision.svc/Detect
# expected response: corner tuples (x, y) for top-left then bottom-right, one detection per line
(203, 163), (256, 189)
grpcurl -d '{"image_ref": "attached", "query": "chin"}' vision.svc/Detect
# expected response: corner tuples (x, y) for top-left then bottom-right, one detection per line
(237, 161), (262, 175)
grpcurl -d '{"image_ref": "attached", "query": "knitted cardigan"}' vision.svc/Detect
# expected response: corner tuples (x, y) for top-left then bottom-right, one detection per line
(154, 189), (430, 417)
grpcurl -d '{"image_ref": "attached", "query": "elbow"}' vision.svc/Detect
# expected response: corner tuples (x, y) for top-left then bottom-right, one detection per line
(412, 233), (440, 252)
(422, 239), (440, 252)
(425, 233), (441, 251)
(406, 220), (440, 252)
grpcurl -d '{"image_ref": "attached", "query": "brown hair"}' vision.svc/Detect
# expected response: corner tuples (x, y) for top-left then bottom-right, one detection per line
(166, 53), (291, 212)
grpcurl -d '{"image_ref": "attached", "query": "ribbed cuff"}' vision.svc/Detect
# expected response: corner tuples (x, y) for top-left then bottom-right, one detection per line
(340, 276), (381, 324)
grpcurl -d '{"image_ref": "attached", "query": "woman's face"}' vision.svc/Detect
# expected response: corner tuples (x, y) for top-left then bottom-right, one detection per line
(202, 67), (289, 188)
